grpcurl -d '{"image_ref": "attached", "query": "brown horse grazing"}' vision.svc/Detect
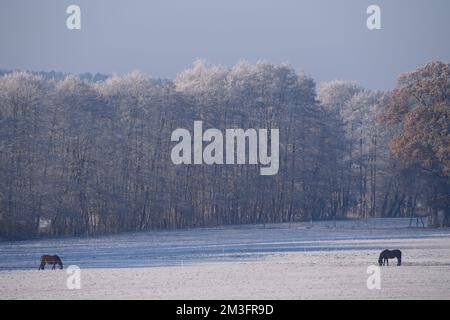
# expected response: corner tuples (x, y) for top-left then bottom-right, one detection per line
(39, 255), (63, 270)
(378, 249), (402, 266)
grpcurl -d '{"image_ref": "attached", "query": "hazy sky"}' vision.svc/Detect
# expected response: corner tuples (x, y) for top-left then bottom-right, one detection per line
(1, 0), (449, 90)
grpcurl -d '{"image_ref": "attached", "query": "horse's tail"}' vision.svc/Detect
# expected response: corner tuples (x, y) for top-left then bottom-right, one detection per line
(397, 250), (402, 266)
(39, 255), (46, 270)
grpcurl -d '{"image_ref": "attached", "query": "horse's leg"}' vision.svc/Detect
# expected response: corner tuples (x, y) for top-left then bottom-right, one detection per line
(386, 259), (389, 266)
(52, 263), (56, 270)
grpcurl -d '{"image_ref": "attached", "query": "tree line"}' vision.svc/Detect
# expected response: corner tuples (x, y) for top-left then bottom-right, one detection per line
(0, 60), (448, 239)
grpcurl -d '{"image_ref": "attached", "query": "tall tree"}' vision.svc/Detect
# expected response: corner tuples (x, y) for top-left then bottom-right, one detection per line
(383, 61), (450, 226)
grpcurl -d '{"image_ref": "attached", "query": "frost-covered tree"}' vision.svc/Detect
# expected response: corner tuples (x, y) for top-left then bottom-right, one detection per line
(1, 60), (447, 239)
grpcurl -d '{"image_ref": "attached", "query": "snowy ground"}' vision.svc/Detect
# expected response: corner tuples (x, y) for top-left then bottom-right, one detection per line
(1, 218), (450, 299)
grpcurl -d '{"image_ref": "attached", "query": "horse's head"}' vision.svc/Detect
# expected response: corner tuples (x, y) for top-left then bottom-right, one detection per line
(378, 255), (383, 266)
(55, 255), (63, 269)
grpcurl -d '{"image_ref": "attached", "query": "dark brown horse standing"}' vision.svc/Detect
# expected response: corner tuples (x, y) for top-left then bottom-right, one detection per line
(378, 249), (402, 266)
(39, 255), (63, 270)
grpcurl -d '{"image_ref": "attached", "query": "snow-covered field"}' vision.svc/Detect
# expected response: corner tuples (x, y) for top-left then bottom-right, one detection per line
(1, 218), (450, 299)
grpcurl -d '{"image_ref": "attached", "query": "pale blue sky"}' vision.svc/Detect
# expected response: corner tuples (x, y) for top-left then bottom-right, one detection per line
(1, 0), (449, 89)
